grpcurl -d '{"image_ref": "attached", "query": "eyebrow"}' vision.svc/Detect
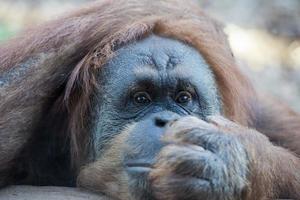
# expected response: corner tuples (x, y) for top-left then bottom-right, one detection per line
(169, 65), (195, 81)
(133, 65), (201, 89)
(133, 66), (159, 81)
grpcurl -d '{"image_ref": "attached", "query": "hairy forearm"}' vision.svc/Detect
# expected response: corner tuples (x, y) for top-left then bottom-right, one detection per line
(270, 145), (300, 198)
(239, 131), (300, 199)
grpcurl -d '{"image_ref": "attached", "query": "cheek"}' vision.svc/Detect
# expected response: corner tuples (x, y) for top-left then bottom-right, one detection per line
(92, 113), (132, 157)
(77, 128), (133, 199)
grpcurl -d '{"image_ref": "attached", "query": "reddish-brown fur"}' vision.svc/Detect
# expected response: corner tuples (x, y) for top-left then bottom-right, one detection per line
(0, 0), (300, 199)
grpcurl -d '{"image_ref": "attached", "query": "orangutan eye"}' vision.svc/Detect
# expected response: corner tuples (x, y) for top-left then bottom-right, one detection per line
(133, 92), (152, 105)
(175, 91), (192, 104)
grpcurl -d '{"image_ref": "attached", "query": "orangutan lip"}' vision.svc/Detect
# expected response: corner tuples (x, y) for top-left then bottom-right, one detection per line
(126, 166), (152, 174)
(125, 162), (153, 169)
(125, 161), (153, 174)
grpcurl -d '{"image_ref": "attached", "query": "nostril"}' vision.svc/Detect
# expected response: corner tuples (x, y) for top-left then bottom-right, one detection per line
(155, 118), (168, 127)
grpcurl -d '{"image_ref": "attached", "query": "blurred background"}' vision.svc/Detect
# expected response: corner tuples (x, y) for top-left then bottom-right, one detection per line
(0, 0), (299, 112)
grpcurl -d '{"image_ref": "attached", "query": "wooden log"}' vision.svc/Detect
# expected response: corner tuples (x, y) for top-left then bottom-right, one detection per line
(0, 186), (108, 200)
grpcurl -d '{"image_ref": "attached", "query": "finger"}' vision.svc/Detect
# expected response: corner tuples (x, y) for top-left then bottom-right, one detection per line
(163, 128), (219, 150)
(163, 116), (217, 143)
(207, 115), (241, 131)
(152, 145), (224, 179)
(150, 175), (213, 200)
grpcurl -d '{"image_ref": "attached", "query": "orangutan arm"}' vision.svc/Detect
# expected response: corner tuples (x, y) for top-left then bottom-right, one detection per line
(210, 116), (300, 199)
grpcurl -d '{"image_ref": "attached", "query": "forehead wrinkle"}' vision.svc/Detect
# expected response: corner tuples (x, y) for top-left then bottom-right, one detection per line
(134, 52), (157, 68)
(169, 65), (195, 80)
(133, 66), (159, 81)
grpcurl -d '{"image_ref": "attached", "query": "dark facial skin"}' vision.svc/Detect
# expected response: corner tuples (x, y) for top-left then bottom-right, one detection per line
(93, 35), (220, 153)
(77, 36), (250, 200)
(89, 35), (221, 198)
